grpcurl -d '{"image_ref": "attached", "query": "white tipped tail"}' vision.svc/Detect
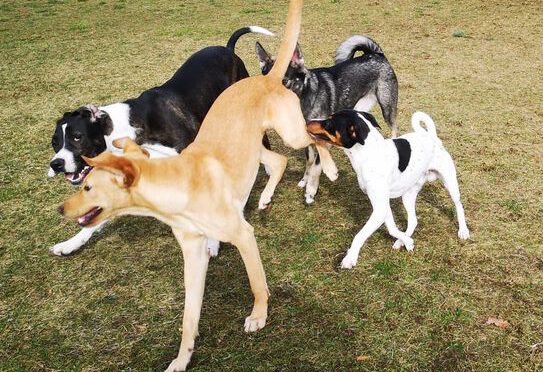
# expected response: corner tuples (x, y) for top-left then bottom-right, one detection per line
(249, 26), (275, 37)
(411, 111), (438, 138)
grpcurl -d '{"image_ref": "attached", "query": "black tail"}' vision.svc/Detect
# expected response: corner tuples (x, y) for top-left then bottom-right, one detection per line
(226, 26), (274, 51)
(335, 35), (384, 64)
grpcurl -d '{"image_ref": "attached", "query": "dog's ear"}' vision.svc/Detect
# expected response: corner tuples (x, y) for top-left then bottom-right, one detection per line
(82, 153), (140, 188)
(112, 137), (150, 158)
(291, 43), (304, 66)
(359, 112), (381, 129)
(256, 42), (273, 73)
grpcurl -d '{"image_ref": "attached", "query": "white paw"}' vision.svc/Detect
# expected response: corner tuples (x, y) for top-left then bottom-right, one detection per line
(392, 239), (404, 250)
(244, 315), (266, 333)
(340, 253), (358, 269)
(164, 358), (188, 372)
(258, 195), (272, 210)
(50, 241), (81, 256)
(458, 227), (470, 240)
(304, 194), (315, 205)
(207, 240), (220, 257)
(297, 178), (307, 188)
(403, 237), (415, 252)
(324, 169), (338, 182)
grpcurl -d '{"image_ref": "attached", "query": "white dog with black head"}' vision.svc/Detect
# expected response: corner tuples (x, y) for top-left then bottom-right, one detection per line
(306, 110), (470, 269)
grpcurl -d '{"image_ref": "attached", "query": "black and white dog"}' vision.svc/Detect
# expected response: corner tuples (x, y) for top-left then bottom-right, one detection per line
(306, 110), (470, 269)
(48, 26), (273, 256)
(256, 35), (399, 204)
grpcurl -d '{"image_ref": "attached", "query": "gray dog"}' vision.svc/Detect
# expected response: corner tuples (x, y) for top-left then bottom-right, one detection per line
(256, 35), (399, 203)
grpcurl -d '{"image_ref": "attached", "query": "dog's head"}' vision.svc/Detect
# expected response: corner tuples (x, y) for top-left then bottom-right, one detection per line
(306, 110), (381, 148)
(58, 138), (149, 227)
(48, 104), (112, 184)
(256, 41), (309, 97)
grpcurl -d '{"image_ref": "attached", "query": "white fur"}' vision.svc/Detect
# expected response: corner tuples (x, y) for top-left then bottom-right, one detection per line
(51, 124), (78, 173)
(249, 26), (274, 37)
(340, 112), (470, 269)
(50, 221), (107, 255)
(100, 103), (137, 155)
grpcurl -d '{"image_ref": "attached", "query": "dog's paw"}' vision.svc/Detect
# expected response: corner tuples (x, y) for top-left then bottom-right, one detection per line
(297, 178), (307, 188)
(403, 237), (415, 252)
(50, 241), (79, 256)
(207, 240), (220, 258)
(164, 358), (188, 372)
(340, 253), (358, 269)
(258, 195), (272, 210)
(304, 194), (315, 205)
(392, 239), (404, 250)
(244, 315), (266, 333)
(458, 227), (470, 240)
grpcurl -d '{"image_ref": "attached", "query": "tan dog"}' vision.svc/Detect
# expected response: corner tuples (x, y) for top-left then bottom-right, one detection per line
(59, 0), (337, 370)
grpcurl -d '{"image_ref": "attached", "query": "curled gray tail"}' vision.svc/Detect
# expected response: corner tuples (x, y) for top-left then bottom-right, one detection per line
(335, 35), (384, 64)
(226, 26), (274, 51)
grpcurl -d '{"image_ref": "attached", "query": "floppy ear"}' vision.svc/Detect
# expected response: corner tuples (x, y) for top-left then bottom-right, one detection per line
(291, 43), (304, 66)
(82, 153), (140, 188)
(256, 42), (273, 72)
(360, 112), (381, 129)
(112, 137), (150, 158)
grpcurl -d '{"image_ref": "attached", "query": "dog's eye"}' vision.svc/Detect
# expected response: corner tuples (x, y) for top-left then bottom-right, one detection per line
(51, 136), (58, 147)
(83, 185), (92, 192)
(73, 134), (81, 142)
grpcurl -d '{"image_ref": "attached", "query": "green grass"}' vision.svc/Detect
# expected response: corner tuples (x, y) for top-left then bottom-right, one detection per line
(1, 0), (542, 370)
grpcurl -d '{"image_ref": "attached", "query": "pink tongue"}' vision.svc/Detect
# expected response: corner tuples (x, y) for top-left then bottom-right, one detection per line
(65, 173), (76, 181)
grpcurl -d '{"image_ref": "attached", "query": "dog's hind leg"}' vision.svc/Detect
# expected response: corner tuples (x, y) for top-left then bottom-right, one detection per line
(230, 220), (269, 332)
(50, 220), (107, 256)
(258, 147), (287, 210)
(376, 81), (399, 137)
(297, 145), (316, 188)
(166, 230), (209, 372)
(431, 152), (470, 240)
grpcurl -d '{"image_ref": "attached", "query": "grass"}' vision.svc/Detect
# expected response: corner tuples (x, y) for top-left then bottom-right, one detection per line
(1, 0), (542, 370)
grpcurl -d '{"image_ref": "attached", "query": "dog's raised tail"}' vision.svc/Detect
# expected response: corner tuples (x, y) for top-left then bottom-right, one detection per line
(411, 112), (441, 142)
(226, 26), (274, 51)
(335, 35), (384, 64)
(268, 0), (303, 81)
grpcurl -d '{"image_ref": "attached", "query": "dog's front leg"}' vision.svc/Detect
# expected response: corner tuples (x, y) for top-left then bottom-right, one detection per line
(341, 189), (388, 269)
(50, 220), (107, 256)
(231, 220), (269, 332)
(258, 147), (287, 210)
(165, 230), (209, 372)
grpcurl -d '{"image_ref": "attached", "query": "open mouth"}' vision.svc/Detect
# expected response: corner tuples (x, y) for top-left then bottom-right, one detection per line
(65, 166), (92, 185)
(77, 206), (103, 227)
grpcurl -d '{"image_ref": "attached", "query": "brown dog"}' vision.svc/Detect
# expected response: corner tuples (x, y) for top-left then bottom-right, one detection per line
(59, 0), (337, 370)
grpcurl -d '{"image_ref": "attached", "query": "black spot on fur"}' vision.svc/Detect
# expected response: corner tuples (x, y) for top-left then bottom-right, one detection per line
(393, 138), (411, 172)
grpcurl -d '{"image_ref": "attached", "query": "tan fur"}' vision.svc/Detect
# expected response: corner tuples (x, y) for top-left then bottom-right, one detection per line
(60, 1), (336, 370)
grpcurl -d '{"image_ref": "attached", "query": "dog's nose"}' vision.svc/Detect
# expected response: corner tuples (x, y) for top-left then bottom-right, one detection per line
(50, 158), (65, 172)
(57, 204), (65, 215)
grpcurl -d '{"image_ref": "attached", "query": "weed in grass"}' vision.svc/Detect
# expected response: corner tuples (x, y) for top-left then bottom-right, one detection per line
(453, 30), (468, 38)
(68, 21), (89, 33)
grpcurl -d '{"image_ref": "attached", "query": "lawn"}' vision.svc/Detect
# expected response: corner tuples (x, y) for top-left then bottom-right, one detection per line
(0, 0), (542, 370)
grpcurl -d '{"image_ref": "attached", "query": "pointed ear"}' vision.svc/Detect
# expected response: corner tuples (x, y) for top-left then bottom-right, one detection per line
(82, 153), (139, 188)
(291, 43), (304, 66)
(256, 41), (273, 71)
(112, 137), (150, 158)
(360, 112), (381, 129)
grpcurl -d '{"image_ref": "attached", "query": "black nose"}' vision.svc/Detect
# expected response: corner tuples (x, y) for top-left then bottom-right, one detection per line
(58, 204), (65, 215)
(50, 158), (65, 172)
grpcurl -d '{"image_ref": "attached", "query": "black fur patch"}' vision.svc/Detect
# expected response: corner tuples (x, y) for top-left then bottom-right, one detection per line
(393, 138), (411, 172)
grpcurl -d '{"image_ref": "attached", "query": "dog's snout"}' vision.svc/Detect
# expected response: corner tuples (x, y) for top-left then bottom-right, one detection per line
(50, 158), (65, 172)
(57, 204), (65, 216)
